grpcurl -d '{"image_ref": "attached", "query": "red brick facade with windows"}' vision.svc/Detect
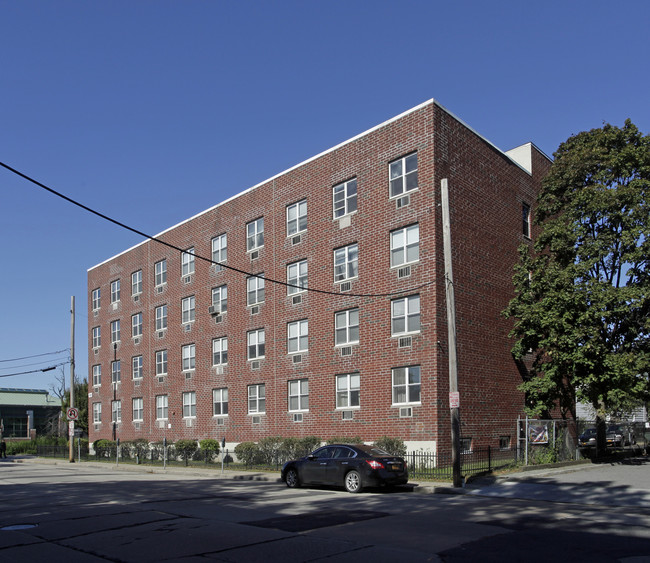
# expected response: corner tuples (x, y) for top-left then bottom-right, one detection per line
(87, 99), (551, 453)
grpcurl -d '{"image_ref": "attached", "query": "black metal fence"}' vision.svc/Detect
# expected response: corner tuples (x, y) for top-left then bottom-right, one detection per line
(405, 447), (518, 481)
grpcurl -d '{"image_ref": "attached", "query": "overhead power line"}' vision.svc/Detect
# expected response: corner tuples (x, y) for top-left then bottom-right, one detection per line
(0, 161), (434, 299)
(0, 348), (70, 363)
(0, 362), (67, 378)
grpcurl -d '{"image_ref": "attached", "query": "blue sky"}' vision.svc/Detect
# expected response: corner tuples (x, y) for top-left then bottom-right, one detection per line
(1, 1), (648, 392)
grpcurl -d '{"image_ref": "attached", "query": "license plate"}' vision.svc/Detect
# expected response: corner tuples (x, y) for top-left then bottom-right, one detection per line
(390, 463), (402, 471)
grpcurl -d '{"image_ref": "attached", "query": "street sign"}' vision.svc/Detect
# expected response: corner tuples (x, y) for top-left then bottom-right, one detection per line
(68, 421), (75, 437)
(67, 407), (79, 421)
(449, 392), (460, 409)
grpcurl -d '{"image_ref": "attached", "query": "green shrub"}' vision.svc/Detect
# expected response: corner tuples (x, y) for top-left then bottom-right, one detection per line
(175, 439), (198, 466)
(298, 436), (322, 457)
(258, 436), (283, 465)
(373, 436), (407, 457)
(199, 439), (220, 462)
(234, 441), (262, 466)
(94, 439), (116, 458)
(326, 436), (363, 445)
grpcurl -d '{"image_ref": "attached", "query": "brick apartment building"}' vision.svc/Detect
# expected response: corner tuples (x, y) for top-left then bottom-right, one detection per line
(87, 99), (551, 454)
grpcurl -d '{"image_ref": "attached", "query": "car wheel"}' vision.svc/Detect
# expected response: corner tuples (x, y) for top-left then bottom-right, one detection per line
(285, 468), (300, 488)
(344, 470), (362, 493)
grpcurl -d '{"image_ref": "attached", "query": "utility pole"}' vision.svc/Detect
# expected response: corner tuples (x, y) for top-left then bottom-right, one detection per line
(69, 296), (75, 463)
(440, 179), (462, 488)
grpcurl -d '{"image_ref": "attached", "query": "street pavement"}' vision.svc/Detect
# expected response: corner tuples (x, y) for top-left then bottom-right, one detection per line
(0, 455), (649, 562)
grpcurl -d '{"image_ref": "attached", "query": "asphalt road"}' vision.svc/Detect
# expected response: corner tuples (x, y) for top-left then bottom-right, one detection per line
(1, 456), (649, 562)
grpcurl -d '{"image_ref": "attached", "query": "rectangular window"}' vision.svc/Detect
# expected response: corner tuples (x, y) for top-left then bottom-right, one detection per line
(110, 280), (121, 303)
(92, 402), (101, 424)
(333, 178), (357, 218)
(182, 344), (196, 371)
(155, 305), (168, 331)
(246, 217), (264, 251)
(522, 203), (531, 238)
(336, 373), (360, 409)
(287, 199), (307, 236)
(335, 308), (359, 345)
(110, 320), (121, 344)
(247, 275), (265, 306)
(392, 365), (421, 405)
(391, 295), (421, 335)
(132, 355), (143, 380)
(92, 364), (101, 386)
(155, 259), (167, 287)
(460, 437), (472, 454)
(111, 360), (121, 384)
(156, 395), (168, 420)
(155, 350), (167, 376)
(92, 326), (101, 348)
(92, 288), (101, 310)
(390, 224), (419, 267)
(181, 296), (196, 324)
(247, 329), (265, 360)
(181, 247), (195, 277)
(248, 383), (266, 414)
(288, 378), (309, 412)
(389, 152), (418, 197)
(132, 397), (143, 422)
(111, 400), (122, 423)
(211, 233), (227, 267)
(211, 285), (227, 314)
(131, 313), (143, 338)
(182, 391), (196, 418)
(132, 270), (143, 295)
(334, 243), (358, 282)
(287, 260), (308, 295)
(213, 387), (229, 416)
(212, 337), (228, 366)
(288, 319), (308, 354)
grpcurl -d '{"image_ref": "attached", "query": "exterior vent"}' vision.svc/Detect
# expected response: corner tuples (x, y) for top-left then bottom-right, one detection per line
(134, 422), (141, 430)
(156, 286), (164, 294)
(185, 418), (193, 427)
(250, 250), (259, 261)
(292, 294), (302, 305)
(339, 281), (351, 292)
(183, 275), (192, 285)
(133, 337), (141, 345)
(134, 380), (141, 387)
(399, 407), (413, 418)
(214, 314), (223, 324)
(157, 376), (165, 383)
(398, 336), (412, 348)
(339, 346), (352, 357)
(251, 360), (260, 370)
(112, 302), (118, 311)
(157, 420), (166, 429)
(252, 415), (261, 424)
(250, 305), (260, 315)
(157, 331), (164, 339)
(185, 372), (193, 380)
(292, 413), (303, 423)
(94, 424), (100, 432)
(396, 194), (410, 209)
(397, 265), (411, 279)
(133, 295), (140, 303)
(183, 323), (192, 333)
(94, 386), (100, 393)
(93, 310), (99, 318)
(292, 354), (302, 364)
(291, 234), (302, 245)
(214, 365), (224, 375)
(216, 417), (224, 426)
(94, 349), (99, 355)
(213, 263), (223, 272)
(341, 410), (354, 420)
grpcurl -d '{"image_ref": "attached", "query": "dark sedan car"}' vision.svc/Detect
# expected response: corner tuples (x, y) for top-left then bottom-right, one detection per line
(578, 428), (597, 447)
(281, 444), (408, 493)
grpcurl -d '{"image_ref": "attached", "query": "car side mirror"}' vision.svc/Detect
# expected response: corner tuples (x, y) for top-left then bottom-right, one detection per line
(307, 454), (316, 461)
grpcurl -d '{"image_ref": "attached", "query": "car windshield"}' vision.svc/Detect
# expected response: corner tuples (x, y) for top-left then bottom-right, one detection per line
(582, 429), (596, 436)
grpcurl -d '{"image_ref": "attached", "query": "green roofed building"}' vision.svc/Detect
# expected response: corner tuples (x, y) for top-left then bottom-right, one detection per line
(0, 388), (61, 439)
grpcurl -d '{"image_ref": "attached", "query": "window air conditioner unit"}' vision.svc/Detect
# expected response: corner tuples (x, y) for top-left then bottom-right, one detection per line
(251, 360), (260, 370)
(250, 250), (259, 261)
(399, 407), (413, 418)
(185, 372), (193, 380)
(133, 295), (140, 302)
(292, 294), (302, 305)
(291, 234), (302, 246)
(134, 422), (141, 430)
(398, 336), (412, 348)
(157, 331), (164, 339)
(134, 380), (141, 387)
(339, 281), (351, 292)
(183, 323), (192, 333)
(208, 305), (220, 315)
(397, 265), (411, 279)
(214, 365), (224, 375)
(133, 337), (141, 345)
(157, 376), (165, 383)
(341, 410), (354, 420)
(250, 305), (260, 315)
(156, 286), (164, 294)
(396, 195), (410, 209)
(292, 413), (303, 423)
(292, 354), (302, 364)
(183, 275), (192, 285)
(94, 349), (99, 355)
(216, 417), (224, 426)
(339, 346), (352, 357)
(94, 424), (100, 432)
(214, 314), (223, 324)
(252, 415), (261, 424)
(93, 310), (99, 318)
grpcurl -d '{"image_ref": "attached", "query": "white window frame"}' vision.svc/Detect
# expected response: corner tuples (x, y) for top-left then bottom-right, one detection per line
(288, 378), (309, 412)
(247, 275), (265, 306)
(155, 395), (168, 420)
(92, 326), (101, 348)
(287, 260), (308, 295)
(247, 329), (265, 360)
(333, 178), (357, 218)
(334, 243), (358, 282)
(155, 350), (167, 376)
(111, 360), (121, 384)
(111, 400), (122, 423)
(213, 387), (229, 416)
(131, 313), (142, 338)
(389, 152), (418, 198)
(181, 296), (196, 324)
(522, 203), (531, 238)
(390, 224), (420, 268)
(92, 364), (101, 386)
(211, 233), (227, 267)
(182, 391), (196, 418)
(132, 355), (143, 380)
(287, 199), (307, 236)
(336, 373), (360, 409)
(155, 305), (168, 331)
(246, 217), (264, 252)
(181, 247), (195, 277)
(335, 308), (359, 346)
(93, 402), (101, 424)
(92, 288), (101, 311)
(182, 344), (196, 372)
(131, 270), (143, 296)
(211, 285), (227, 314)
(212, 337), (228, 366)
(391, 295), (421, 336)
(155, 259), (167, 287)
(248, 383), (266, 414)
(110, 320), (121, 344)
(110, 280), (121, 304)
(132, 397), (144, 422)
(288, 319), (308, 354)
(392, 365), (421, 405)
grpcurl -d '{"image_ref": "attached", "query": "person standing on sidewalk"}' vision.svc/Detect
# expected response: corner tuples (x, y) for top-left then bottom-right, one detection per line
(0, 440), (7, 458)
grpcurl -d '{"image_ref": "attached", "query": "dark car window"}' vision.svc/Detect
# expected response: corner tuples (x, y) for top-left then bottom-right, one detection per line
(332, 447), (355, 459)
(312, 447), (334, 459)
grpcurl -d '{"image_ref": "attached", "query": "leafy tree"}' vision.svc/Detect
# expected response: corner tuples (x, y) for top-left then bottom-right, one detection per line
(504, 120), (649, 441)
(61, 378), (88, 436)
